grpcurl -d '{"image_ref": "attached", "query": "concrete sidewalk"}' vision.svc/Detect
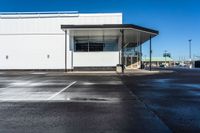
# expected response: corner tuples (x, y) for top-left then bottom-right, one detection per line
(125, 69), (174, 75)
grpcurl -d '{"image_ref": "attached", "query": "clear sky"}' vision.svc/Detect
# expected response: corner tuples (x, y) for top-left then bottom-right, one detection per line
(0, 0), (200, 60)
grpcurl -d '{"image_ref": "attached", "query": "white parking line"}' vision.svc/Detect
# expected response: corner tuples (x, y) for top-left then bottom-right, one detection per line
(47, 81), (77, 100)
(30, 72), (47, 75)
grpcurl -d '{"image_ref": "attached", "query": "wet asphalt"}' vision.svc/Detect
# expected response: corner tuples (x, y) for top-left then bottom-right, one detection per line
(122, 68), (200, 133)
(0, 69), (199, 133)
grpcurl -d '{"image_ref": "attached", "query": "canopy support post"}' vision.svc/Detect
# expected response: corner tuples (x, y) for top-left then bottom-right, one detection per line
(121, 29), (125, 73)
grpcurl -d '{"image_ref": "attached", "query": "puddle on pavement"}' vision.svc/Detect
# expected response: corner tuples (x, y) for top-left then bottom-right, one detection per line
(149, 79), (200, 90)
(69, 97), (109, 102)
(62, 97), (135, 102)
(153, 79), (173, 83)
(181, 84), (200, 89)
(151, 79), (200, 88)
(147, 78), (174, 89)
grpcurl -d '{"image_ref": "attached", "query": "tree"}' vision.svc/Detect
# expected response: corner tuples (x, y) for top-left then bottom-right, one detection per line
(163, 51), (171, 58)
(163, 51), (171, 67)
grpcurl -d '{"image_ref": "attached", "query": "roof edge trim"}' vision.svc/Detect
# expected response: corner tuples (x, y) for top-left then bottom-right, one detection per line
(61, 24), (159, 35)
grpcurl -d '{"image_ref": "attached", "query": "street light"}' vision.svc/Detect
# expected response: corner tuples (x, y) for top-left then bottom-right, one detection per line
(189, 39), (192, 68)
(164, 50), (167, 66)
(163, 50), (171, 67)
(189, 39), (192, 61)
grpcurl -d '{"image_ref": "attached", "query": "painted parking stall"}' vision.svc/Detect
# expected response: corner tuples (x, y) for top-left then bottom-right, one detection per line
(0, 72), (134, 102)
(0, 73), (77, 101)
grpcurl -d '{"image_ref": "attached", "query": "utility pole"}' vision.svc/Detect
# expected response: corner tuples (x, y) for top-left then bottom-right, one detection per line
(164, 50), (167, 66)
(189, 39), (192, 68)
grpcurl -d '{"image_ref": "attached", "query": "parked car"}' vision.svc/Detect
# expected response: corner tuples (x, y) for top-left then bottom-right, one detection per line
(159, 64), (165, 67)
(179, 63), (187, 67)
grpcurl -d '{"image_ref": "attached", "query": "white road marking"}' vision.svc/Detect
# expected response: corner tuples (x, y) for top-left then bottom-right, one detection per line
(0, 99), (47, 102)
(0, 99), (72, 102)
(31, 72), (47, 74)
(82, 81), (123, 85)
(9, 82), (69, 87)
(47, 81), (77, 100)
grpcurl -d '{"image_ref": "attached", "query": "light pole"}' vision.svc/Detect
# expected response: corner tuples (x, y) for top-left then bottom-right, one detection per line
(189, 39), (192, 68)
(164, 50), (167, 66)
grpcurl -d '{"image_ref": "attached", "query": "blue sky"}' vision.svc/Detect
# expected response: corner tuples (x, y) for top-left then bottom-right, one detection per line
(0, 0), (200, 60)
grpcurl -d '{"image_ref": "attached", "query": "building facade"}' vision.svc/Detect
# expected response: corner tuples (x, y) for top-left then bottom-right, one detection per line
(143, 57), (174, 67)
(0, 12), (158, 71)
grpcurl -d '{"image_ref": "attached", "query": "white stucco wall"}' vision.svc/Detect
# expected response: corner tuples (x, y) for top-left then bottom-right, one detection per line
(0, 13), (122, 34)
(73, 52), (119, 67)
(0, 35), (65, 69)
(0, 13), (122, 69)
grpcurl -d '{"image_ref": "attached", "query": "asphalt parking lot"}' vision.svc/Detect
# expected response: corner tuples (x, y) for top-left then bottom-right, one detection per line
(0, 69), (199, 133)
(122, 68), (200, 133)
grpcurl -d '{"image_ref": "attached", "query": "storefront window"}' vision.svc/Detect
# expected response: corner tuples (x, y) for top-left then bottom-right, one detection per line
(74, 36), (118, 52)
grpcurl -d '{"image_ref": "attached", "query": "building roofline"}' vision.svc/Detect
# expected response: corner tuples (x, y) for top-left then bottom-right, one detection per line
(0, 12), (122, 19)
(0, 11), (122, 16)
(61, 24), (159, 35)
(78, 13), (122, 16)
(0, 11), (80, 19)
(0, 11), (79, 15)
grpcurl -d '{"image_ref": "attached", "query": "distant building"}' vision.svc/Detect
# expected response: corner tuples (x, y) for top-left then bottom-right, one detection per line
(143, 57), (174, 67)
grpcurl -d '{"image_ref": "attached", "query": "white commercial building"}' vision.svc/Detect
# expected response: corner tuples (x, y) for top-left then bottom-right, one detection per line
(0, 11), (158, 71)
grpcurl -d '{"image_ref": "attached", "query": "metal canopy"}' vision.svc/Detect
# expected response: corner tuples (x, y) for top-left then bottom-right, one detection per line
(61, 24), (159, 46)
(61, 24), (159, 35)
